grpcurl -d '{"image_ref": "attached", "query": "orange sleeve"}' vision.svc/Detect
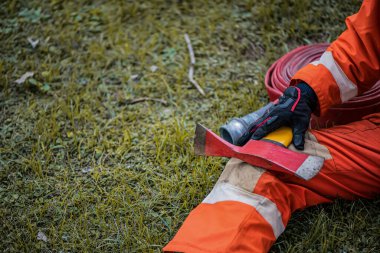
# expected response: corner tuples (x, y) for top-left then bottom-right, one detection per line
(291, 0), (380, 115)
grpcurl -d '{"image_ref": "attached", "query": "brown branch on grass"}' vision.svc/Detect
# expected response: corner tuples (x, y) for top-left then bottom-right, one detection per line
(184, 33), (206, 96)
(125, 97), (168, 106)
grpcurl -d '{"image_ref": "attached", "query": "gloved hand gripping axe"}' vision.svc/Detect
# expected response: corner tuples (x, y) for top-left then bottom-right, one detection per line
(194, 101), (324, 180)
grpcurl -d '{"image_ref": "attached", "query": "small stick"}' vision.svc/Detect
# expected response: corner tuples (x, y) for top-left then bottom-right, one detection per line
(126, 97), (168, 106)
(184, 33), (205, 96)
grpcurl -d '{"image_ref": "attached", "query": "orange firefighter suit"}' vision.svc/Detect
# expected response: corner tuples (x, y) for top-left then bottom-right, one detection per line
(164, 1), (380, 252)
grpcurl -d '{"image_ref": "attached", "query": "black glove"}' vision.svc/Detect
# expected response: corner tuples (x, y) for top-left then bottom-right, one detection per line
(251, 82), (318, 150)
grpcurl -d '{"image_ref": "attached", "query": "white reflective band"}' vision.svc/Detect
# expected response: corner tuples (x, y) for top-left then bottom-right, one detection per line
(311, 51), (358, 102)
(202, 182), (285, 238)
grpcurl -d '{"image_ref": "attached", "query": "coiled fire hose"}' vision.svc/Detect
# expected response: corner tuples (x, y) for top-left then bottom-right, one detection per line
(265, 43), (380, 128)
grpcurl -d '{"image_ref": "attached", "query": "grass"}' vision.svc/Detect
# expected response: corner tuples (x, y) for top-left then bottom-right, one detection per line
(1, 0), (379, 252)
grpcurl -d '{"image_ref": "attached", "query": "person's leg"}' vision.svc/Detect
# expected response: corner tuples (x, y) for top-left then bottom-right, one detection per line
(283, 112), (380, 200)
(163, 113), (380, 253)
(164, 158), (331, 253)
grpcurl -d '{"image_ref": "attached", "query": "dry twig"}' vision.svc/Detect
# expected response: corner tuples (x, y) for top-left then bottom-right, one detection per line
(184, 33), (205, 96)
(15, 72), (34, 84)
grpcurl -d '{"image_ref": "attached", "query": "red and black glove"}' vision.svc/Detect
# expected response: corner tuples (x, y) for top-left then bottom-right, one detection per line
(251, 82), (318, 150)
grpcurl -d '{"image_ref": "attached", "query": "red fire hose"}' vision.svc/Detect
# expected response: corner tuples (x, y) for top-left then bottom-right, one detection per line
(265, 43), (380, 128)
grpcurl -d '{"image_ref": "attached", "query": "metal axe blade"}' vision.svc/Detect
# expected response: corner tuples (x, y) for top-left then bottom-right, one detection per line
(194, 123), (324, 180)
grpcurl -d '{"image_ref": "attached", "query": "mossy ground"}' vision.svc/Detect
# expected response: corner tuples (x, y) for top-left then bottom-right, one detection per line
(1, 0), (379, 252)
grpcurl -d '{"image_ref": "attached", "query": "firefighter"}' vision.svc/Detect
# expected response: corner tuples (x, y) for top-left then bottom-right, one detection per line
(164, 1), (380, 252)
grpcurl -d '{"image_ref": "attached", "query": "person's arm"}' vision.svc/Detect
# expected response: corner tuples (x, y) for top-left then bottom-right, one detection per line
(290, 0), (380, 115)
(251, 0), (380, 150)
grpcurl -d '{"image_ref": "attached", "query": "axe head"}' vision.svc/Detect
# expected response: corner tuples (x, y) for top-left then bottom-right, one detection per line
(194, 123), (324, 180)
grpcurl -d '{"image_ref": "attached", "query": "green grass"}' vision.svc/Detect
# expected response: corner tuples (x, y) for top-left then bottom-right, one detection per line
(1, 0), (379, 252)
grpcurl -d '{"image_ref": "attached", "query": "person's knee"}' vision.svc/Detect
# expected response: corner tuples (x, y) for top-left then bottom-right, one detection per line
(217, 158), (265, 192)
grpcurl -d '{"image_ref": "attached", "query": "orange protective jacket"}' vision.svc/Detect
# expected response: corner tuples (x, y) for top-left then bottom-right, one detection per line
(291, 0), (380, 115)
(164, 1), (380, 252)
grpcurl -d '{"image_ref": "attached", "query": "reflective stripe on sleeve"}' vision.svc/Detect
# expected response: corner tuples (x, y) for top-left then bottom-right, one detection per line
(202, 182), (285, 238)
(311, 51), (358, 102)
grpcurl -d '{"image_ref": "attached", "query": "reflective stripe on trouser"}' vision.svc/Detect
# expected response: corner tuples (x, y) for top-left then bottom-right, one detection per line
(163, 113), (380, 253)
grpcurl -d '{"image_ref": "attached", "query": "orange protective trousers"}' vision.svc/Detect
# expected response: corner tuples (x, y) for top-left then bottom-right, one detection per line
(164, 113), (380, 253)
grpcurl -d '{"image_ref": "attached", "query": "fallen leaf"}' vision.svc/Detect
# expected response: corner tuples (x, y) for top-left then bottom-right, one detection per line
(37, 231), (48, 242)
(27, 37), (39, 48)
(41, 83), (51, 92)
(81, 167), (93, 173)
(15, 72), (34, 84)
(28, 78), (37, 85)
(41, 71), (50, 78)
(130, 74), (139, 82)
(150, 65), (158, 72)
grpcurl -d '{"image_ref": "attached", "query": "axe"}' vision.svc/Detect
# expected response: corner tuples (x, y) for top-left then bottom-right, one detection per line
(194, 124), (324, 180)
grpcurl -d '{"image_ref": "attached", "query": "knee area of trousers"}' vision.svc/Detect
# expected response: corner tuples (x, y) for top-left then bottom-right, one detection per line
(217, 158), (265, 192)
